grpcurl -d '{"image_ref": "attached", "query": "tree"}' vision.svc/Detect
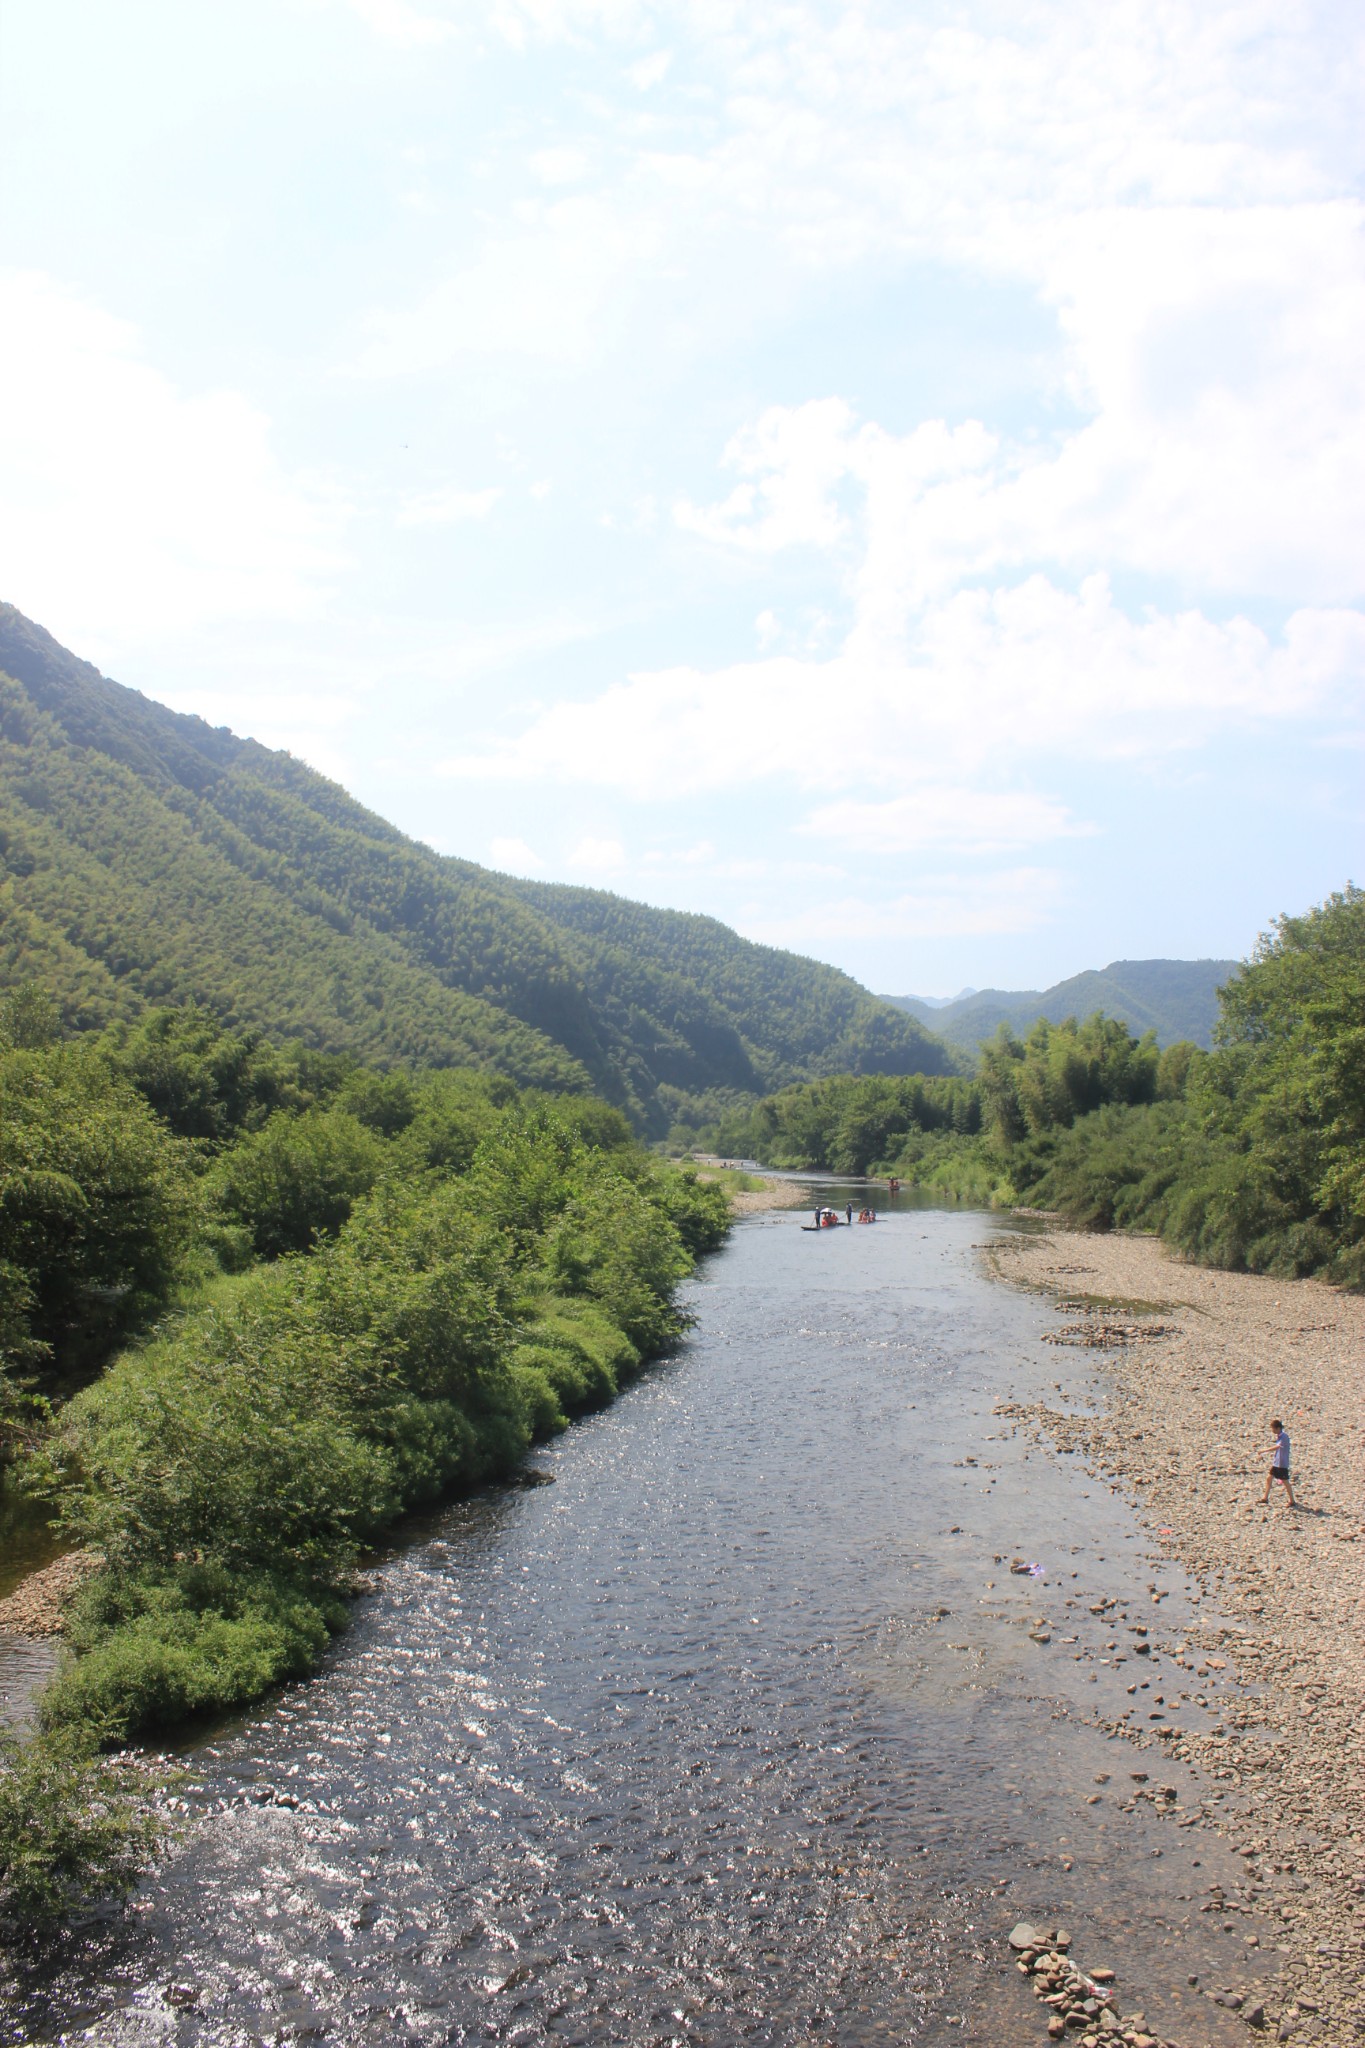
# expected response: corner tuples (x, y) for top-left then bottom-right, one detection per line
(210, 1106), (387, 1257)
(0, 1039), (195, 1384)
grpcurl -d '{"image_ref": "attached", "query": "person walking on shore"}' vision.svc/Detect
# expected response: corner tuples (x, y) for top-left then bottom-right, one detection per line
(1261, 1418), (1297, 1507)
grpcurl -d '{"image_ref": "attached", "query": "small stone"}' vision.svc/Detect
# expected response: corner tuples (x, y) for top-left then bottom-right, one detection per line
(1243, 2005), (1266, 2031)
(1048, 2020), (1066, 2041)
(1010, 1921), (1042, 1951)
(1091, 1967), (1116, 1985)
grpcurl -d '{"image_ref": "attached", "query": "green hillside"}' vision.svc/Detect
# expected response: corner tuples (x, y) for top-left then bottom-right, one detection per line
(884, 957), (1236, 1052)
(0, 606), (952, 1128)
(505, 879), (936, 1093)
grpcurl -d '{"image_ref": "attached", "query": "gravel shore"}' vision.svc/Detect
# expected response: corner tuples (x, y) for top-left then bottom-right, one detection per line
(0, 1548), (98, 1638)
(989, 1226), (1365, 2046)
(726, 1175), (812, 1216)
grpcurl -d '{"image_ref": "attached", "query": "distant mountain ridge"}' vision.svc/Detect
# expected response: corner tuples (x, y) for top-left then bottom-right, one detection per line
(882, 958), (1237, 1052)
(0, 605), (954, 1130)
(903, 987), (978, 1010)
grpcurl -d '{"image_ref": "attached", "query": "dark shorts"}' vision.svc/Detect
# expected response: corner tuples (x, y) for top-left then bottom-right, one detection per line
(1270, 1465), (1290, 1482)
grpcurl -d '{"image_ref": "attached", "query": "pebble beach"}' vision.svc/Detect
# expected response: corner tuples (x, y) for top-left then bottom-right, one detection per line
(989, 1225), (1365, 2046)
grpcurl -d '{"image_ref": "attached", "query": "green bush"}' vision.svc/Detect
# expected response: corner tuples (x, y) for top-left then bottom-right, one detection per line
(0, 1723), (163, 1935)
(210, 1105), (387, 1256)
(43, 1277), (399, 1578)
(509, 1357), (570, 1436)
(540, 1160), (691, 1355)
(649, 1168), (731, 1258)
(42, 1565), (343, 1740)
(506, 1295), (642, 1436)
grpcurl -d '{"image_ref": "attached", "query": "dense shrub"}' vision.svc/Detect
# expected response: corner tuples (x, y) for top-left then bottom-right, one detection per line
(31, 1086), (713, 1748)
(45, 1286), (397, 1580)
(0, 1724), (163, 1934)
(40, 1566), (344, 1741)
(210, 1106), (387, 1256)
(101, 1005), (316, 1145)
(0, 1031), (195, 1387)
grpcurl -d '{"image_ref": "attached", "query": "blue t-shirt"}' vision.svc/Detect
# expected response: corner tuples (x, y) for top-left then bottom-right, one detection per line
(1273, 1428), (1291, 1470)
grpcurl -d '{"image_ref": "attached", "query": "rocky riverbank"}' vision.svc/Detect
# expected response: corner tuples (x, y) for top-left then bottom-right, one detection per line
(989, 1228), (1365, 2046)
(0, 1549), (99, 1638)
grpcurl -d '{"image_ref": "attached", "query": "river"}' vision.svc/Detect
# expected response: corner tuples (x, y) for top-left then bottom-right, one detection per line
(4, 1200), (1271, 2045)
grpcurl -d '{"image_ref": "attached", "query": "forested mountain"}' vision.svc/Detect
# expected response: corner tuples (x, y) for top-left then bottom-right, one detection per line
(883, 957), (1236, 1052)
(0, 606), (952, 1128)
(504, 879), (934, 1092)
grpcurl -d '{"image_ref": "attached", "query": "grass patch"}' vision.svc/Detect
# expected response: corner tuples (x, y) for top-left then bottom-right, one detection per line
(1052, 1292), (1183, 1317)
(688, 1163), (774, 1195)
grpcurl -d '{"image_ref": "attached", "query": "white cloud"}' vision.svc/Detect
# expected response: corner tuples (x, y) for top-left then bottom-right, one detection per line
(628, 50), (672, 90)
(0, 271), (346, 655)
(801, 789), (1090, 857)
(1009, 203), (1365, 605)
(680, 221), (1365, 621)
(488, 835), (546, 870)
(354, 4), (1364, 614)
(641, 838), (715, 867)
(751, 868), (1067, 947)
(567, 833), (627, 872)
(350, 195), (659, 374)
(356, 2), (1361, 363)
(441, 584), (1364, 798)
(339, 0), (457, 46)
(530, 147), (590, 186)
(396, 485), (502, 525)
(676, 399), (858, 555)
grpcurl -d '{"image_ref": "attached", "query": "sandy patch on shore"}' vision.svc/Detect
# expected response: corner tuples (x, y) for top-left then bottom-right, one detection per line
(726, 1177), (812, 1216)
(690, 1164), (814, 1216)
(990, 1227), (1365, 2044)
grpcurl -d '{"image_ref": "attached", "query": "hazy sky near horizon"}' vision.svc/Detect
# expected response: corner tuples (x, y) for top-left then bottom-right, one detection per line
(2, 0), (1362, 995)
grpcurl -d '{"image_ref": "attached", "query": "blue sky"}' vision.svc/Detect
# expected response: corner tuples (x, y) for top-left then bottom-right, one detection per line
(1, 0), (1361, 996)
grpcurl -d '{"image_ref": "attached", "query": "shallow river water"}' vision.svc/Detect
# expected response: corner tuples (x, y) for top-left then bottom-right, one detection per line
(5, 1201), (1275, 2046)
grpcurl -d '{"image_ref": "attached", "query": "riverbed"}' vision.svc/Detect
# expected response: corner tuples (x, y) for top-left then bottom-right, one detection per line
(3, 1202), (1277, 2045)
